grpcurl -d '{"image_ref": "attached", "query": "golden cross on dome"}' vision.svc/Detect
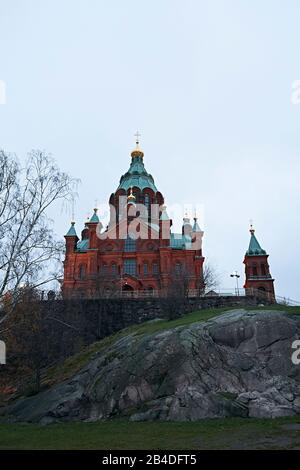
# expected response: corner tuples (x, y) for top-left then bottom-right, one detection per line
(134, 130), (141, 145)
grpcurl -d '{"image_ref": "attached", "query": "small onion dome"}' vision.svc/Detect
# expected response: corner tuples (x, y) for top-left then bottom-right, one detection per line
(183, 216), (191, 225)
(65, 221), (77, 237)
(81, 222), (89, 240)
(182, 213), (192, 235)
(192, 217), (201, 232)
(127, 187), (136, 202)
(89, 208), (99, 223)
(160, 205), (170, 221)
(131, 142), (144, 159)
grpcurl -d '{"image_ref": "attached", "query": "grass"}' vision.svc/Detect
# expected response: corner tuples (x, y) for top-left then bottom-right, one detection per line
(0, 416), (300, 450)
(248, 304), (300, 315)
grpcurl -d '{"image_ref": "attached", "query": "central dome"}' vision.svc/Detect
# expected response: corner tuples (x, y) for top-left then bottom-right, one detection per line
(116, 147), (157, 192)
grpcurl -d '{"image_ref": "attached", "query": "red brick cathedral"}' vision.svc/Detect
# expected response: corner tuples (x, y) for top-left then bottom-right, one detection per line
(63, 137), (205, 298)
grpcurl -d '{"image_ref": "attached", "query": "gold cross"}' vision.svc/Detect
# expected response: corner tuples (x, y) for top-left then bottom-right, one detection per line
(249, 218), (255, 233)
(134, 130), (141, 144)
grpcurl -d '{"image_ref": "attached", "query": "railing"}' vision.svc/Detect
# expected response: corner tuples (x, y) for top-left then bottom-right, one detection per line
(18, 287), (300, 305)
(104, 288), (300, 304)
(244, 288), (300, 306)
(200, 288), (247, 297)
(120, 290), (160, 299)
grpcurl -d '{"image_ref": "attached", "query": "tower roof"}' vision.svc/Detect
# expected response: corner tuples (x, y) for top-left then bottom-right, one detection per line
(65, 221), (77, 237)
(89, 208), (99, 223)
(192, 217), (201, 232)
(246, 226), (267, 256)
(183, 211), (191, 225)
(116, 135), (158, 192)
(160, 205), (170, 221)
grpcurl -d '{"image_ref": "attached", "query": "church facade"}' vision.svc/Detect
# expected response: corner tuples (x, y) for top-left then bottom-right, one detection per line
(62, 138), (205, 298)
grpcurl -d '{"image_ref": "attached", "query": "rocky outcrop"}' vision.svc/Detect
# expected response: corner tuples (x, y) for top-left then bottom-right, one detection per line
(2, 309), (300, 422)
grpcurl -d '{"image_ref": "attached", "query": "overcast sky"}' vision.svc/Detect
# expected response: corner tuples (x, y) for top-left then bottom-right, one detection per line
(0, 0), (300, 300)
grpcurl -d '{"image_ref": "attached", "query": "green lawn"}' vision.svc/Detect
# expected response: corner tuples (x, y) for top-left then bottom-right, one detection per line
(0, 416), (300, 450)
(248, 305), (300, 315)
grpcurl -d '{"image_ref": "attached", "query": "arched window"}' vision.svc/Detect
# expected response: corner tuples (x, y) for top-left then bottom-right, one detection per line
(252, 264), (258, 276)
(175, 262), (181, 275)
(111, 263), (117, 276)
(101, 264), (108, 275)
(143, 263), (148, 276)
(261, 263), (266, 276)
(123, 259), (136, 275)
(152, 262), (159, 275)
(133, 189), (139, 202)
(124, 234), (136, 252)
(144, 194), (151, 215)
(79, 264), (86, 280)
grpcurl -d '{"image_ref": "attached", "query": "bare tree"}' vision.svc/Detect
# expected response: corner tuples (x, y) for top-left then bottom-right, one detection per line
(0, 149), (78, 323)
(2, 286), (84, 394)
(161, 267), (191, 320)
(7, 288), (50, 393)
(201, 262), (220, 293)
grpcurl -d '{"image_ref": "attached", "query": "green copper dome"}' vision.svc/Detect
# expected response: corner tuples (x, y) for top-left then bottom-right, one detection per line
(192, 218), (201, 232)
(160, 205), (170, 221)
(246, 230), (267, 256)
(65, 222), (77, 237)
(116, 155), (158, 192)
(89, 208), (99, 223)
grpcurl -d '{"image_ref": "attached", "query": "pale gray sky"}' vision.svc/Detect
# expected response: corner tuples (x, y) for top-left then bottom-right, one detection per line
(0, 0), (300, 299)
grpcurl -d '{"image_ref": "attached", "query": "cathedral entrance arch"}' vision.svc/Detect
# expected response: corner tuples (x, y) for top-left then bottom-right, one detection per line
(122, 283), (134, 292)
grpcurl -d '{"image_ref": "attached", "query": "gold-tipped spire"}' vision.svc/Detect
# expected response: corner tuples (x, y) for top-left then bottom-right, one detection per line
(127, 186), (136, 202)
(249, 219), (255, 234)
(131, 130), (144, 159)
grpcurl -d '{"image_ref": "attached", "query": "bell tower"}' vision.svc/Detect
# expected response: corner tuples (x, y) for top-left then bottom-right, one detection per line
(243, 225), (275, 302)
